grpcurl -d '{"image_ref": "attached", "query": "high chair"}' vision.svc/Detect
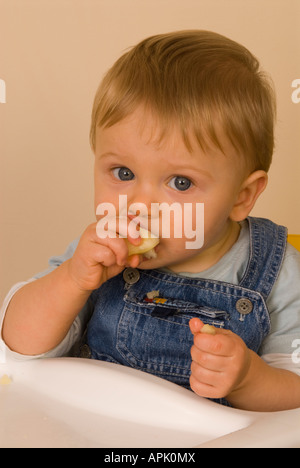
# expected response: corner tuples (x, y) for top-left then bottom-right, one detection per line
(288, 235), (300, 252)
(0, 235), (299, 448)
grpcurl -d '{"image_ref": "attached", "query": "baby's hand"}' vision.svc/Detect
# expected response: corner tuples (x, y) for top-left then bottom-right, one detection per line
(189, 318), (251, 400)
(67, 222), (142, 293)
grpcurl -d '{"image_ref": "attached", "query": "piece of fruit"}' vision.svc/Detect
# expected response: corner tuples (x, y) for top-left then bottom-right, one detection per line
(201, 324), (216, 335)
(125, 227), (159, 258)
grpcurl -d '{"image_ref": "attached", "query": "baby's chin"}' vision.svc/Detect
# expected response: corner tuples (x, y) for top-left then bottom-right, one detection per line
(136, 251), (168, 270)
(137, 251), (181, 271)
(138, 248), (205, 274)
(136, 256), (162, 270)
(133, 240), (201, 271)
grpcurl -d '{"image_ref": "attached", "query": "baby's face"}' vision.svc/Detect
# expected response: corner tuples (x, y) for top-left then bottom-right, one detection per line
(93, 107), (248, 272)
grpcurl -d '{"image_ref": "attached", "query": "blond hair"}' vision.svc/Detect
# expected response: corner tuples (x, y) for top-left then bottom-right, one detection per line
(90, 30), (276, 171)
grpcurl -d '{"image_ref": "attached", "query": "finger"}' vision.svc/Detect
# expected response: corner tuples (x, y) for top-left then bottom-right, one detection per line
(190, 374), (222, 399)
(190, 360), (222, 384)
(191, 344), (215, 369)
(126, 254), (142, 268)
(92, 230), (129, 267)
(191, 344), (227, 371)
(189, 319), (219, 336)
(95, 216), (141, 252)
(193, 332), (234, 357)
(88, 244), (117, 267)
(189, 318), (204, 335)
(117, 216), (142, 245)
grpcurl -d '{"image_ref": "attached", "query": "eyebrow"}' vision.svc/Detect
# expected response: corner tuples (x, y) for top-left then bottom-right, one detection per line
(97, 152), (128, 161)
(177, 164), (214, 180)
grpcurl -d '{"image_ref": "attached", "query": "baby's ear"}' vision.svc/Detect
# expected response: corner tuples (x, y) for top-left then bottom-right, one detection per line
(230, 170), (268, 222)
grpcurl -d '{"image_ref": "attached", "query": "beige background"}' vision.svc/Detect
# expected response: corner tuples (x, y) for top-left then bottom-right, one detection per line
(0, 0), (300, 303)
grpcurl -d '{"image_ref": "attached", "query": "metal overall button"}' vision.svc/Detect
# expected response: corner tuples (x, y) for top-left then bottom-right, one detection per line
(79, 344), (92, 359)
(236, 298), (253, 321)
(123, 267), (140, 285)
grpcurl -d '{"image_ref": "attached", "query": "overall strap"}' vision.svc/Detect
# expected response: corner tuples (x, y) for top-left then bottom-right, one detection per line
(239, 217), (287, 299)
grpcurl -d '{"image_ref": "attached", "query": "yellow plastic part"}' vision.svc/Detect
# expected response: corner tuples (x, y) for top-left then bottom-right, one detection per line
(288, 235), (300, 252)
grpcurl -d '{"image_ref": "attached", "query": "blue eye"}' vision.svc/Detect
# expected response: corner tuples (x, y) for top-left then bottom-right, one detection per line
(112, 167), (135, 181)
(168, 176), (192, 191)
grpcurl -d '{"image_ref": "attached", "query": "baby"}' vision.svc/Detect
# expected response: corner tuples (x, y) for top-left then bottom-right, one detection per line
(1, 30), (300, 411)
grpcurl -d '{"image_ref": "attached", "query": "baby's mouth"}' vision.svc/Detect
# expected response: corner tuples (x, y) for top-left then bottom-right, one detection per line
(125, 226), (160, 259)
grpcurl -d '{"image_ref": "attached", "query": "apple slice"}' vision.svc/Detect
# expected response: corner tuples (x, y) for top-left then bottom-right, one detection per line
(201, 324), (216, 335)
(125, 227), (159, 259)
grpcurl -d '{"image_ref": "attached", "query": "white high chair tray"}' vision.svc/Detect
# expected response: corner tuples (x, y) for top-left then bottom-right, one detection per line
(0, 358), (299, 448)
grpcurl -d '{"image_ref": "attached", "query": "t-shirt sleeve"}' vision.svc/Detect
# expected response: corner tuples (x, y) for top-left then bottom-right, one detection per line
(259, 242), (300, 375)
(0, 239), (90, 363)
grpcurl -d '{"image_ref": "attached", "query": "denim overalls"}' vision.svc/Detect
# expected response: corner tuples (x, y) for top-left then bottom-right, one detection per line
(85, 217), (287, 404)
